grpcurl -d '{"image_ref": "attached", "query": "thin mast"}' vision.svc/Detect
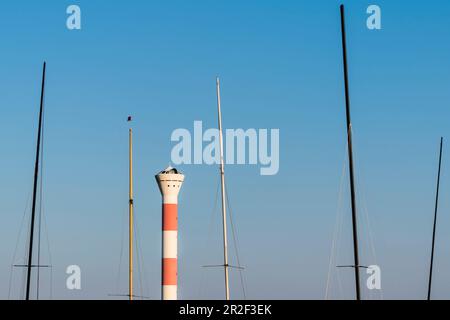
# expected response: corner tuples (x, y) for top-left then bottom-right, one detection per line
(216, 77), (230, 300)
(427, 137), (443, 300)
(128, 117), (134, 300)
(26, 62), (46, 300)
(339, 5), (361, 300)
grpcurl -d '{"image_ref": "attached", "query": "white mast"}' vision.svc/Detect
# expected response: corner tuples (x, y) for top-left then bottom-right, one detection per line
(128, 117), (134, 301)
(216, 77), (230, 300)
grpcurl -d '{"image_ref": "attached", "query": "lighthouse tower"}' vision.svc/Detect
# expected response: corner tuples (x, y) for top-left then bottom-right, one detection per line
(155, 166), (184, 300)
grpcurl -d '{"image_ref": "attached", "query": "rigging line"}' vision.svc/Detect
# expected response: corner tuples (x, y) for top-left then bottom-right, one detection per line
(335, 162), (347, 299)
(362, 192), (383, 300)
(360, 190), (381, 299)
(325, 150), (346, 299)
(50, 265), (53, 300)
(134, 224), (143, 299)
(363, 204), (384, 300)
(350, 144), (372, 300)
(133, 209), (146, 299)
(134, 220), (143, 299)
(224, 183), (247, 300)
(7, 265), (14, 300)
(197, 178), (220, 299)
(37, 198), (43, 300)
(132, 199), (151, 298)
(132, 208), (142, 299)
(114, 205), (127, 294)
(20, 262), (27, 300)
(356, 167), (380, 301)
(20, 216), (31, 301)
(8, 189), (33, 299)
(331, 145), (349, 299)
(37, 106), (46, 300)
(352, 144), (383, 300)
(335, 165), (347, 300)
(40, 202), (53, 299)
(22, 193), (34, 300)
(42, 209), (53, 300)
(137, 209), (152, 298)
(325, 150), (347, 299)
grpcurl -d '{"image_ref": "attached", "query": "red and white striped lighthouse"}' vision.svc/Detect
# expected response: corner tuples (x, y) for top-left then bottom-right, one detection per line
(155, 166), (184, 300)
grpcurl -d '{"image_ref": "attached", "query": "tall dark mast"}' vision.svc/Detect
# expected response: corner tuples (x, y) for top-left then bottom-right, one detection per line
(25, 62), (46, 300)
(427, 137), (443, 300)
(339, 5), (361, 300)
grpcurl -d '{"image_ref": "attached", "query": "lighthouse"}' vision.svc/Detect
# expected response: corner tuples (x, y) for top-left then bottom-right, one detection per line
(155, 166), (184, 300)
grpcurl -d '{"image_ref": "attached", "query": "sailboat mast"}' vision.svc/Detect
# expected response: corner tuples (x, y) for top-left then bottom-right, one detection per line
(427, 137), (443, 300)
(26, 61), (46, 300)
(216, 77), (230, 300)
(339, 5), (361, 300)
(128, 118), (134, 301)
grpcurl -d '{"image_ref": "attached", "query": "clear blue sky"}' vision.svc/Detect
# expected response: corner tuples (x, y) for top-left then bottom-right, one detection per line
(1, 0), (450, 300)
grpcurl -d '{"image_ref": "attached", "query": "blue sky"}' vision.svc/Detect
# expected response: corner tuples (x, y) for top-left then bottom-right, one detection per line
(1, 0), (450, 299)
